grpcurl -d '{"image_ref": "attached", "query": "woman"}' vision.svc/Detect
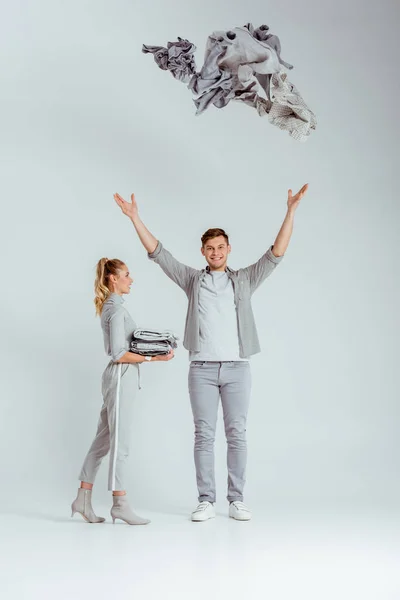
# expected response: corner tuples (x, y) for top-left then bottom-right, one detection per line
(71, 258), (174, 525)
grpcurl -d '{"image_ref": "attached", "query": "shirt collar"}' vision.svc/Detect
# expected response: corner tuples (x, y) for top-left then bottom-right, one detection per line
(107, 293), (125, 305)
(203, 265), (234, 278)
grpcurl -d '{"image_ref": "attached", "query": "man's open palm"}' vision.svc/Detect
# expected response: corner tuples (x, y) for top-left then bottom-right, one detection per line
(114, 193), (138, 220)
(287, 184), (308, 210)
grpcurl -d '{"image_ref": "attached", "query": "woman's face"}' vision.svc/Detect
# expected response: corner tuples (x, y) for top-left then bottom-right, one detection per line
(112, 265), (133, 295)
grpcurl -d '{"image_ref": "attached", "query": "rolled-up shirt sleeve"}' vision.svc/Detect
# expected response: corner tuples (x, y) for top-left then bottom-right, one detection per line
(148, 241), (197, 294)
(244, 245), (284, 294)
(109, 309), (128, 361)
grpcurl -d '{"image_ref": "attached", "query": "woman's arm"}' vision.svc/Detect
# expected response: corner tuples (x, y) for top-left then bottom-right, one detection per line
(116, 350), (174, 364)
(109, 309), (174, 364)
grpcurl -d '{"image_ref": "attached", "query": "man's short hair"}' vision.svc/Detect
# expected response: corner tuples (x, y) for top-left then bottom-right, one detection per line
(201, 228), (229, 247)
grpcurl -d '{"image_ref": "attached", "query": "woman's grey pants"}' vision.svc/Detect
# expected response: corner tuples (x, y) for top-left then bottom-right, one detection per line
(79, 362), (139, 491)
(188, 361), (252, 503)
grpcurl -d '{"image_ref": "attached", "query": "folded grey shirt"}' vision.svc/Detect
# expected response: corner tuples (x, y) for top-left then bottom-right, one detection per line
(130, 328), (179, 356)
(130, 340), (173, 356)
(133, 328), (178, 347)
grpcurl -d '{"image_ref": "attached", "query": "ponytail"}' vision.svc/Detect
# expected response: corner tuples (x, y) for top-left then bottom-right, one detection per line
(94, 257), (125, 316)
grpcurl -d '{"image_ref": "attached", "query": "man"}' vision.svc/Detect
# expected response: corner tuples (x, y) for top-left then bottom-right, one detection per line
(114, 183), (308, 521)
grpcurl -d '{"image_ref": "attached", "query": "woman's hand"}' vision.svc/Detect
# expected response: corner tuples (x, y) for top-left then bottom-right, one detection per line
(154, 350), (175, 362)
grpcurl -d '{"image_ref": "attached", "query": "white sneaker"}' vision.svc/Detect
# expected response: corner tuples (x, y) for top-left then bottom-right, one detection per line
(191, 501), (216, 522)
(229, 501), (252, 521)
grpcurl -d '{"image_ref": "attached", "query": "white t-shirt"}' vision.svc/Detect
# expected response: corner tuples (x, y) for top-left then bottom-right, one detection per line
(189, 270), (248, 362)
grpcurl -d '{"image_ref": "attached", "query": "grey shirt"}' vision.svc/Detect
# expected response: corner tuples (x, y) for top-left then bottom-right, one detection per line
(148, 242), (283, 359)
(101, 293), (137, 361)
(189, 270), (246, 362)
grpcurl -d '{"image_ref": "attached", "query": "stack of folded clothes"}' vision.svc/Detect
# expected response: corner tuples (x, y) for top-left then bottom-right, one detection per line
(130, 328), (179, 356)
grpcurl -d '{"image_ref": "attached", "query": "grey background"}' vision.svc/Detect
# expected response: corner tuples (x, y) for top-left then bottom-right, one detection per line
(0, 0), (398, 515)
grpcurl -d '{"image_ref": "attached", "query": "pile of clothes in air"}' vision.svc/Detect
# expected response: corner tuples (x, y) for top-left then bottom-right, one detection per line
(142, 22), (316, 141)
(130, 328), (178, 357)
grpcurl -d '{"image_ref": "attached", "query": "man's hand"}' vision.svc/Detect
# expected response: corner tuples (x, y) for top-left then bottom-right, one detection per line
(272, 183), (310, 257)
(114, 193), (139, 221)
(114, 191), (158, 253)
(287, 183), (308, 212)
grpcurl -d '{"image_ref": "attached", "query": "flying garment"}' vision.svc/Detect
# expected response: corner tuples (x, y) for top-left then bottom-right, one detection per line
(142, 22), (316, 141)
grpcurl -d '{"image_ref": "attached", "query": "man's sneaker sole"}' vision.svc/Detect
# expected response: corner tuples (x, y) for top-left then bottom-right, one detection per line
(191, 514), (215, 523)
(229, 513), (251, 521)
(191, 510), (216, 522)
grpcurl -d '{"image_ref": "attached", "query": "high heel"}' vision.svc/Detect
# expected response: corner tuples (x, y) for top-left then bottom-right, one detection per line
(110, 494), (150, 526)
(70, 488), (106, 523)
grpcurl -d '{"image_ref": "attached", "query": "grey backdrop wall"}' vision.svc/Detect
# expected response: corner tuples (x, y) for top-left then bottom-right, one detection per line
(1, 0), (398, 514)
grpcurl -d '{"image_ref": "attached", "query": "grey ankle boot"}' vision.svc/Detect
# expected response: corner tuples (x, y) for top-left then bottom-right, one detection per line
(110, 494), (150, 525)
(71, 488), (106, 523)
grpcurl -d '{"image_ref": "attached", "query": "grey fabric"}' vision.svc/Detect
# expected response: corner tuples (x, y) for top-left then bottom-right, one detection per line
(133, 328), (178, 347)
(132, 329), (179, 349)
(142, 38), (196, 83)
(266, 72), (317, 141)
(79, 362), (139, 491)
(245, 23), (293, 70)
(189, 270), (247, 362)
(190, 25), (282, 114)
(101, 293), (136, 361)
(130, 328), (178, 355)
(148, 241), (283, 359)
(142, 22), (316, 140)
(244, 22), (293, 112)
(188, 361), (252, 503)
(79, 293), (141, 491)
(130, 340), (172, 355)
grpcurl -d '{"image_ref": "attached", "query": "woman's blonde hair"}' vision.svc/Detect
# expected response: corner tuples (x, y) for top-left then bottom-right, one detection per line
(94, 258), (125, 316)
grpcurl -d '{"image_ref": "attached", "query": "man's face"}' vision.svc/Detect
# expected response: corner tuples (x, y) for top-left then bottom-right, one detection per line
(201, 235), (231, 271)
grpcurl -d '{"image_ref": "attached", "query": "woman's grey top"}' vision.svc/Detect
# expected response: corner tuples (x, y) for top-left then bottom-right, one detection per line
(101, 293), (137, 362)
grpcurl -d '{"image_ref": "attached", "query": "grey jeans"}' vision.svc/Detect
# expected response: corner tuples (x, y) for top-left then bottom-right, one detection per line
(188, 361), (252, 503)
